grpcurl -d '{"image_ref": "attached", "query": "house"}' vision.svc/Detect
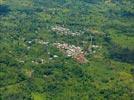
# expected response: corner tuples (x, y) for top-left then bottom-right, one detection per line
(74, 53), (87, 63)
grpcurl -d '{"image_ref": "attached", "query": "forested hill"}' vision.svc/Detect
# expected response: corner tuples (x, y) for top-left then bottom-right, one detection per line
(0, 0), (134, 100)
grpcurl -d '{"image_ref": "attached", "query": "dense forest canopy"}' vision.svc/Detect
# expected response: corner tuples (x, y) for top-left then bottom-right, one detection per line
(0, 0), (134, 100)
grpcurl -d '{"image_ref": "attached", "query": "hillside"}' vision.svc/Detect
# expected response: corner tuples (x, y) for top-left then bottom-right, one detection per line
(0, 0), (134, 100)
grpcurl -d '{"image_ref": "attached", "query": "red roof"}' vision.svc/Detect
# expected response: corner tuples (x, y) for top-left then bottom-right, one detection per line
(74, 53), (86, 63)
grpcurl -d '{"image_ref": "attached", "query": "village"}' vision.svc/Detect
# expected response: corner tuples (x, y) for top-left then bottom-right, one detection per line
(23, 26), (101, 64)
(16, 25), (102, 64)
(52, 26), (81, 36)
(53, 42), (87, 63)
(26, 38), (88, 64)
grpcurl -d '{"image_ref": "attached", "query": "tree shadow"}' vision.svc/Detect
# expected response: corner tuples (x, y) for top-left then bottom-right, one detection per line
(0, 5), (10, 16)
(109, 44), (134, 64)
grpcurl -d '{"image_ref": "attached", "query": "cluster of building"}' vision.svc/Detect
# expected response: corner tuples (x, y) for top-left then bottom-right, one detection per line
(53, 43), (87, 63)
(52, 26), (80, 36)
(27, 39), (49, 45)
(31, 58), (44, 64)
(25, 37), (100, 63)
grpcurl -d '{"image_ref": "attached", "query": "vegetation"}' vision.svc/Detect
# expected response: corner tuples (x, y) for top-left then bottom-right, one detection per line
(0, 0), (134, 100)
